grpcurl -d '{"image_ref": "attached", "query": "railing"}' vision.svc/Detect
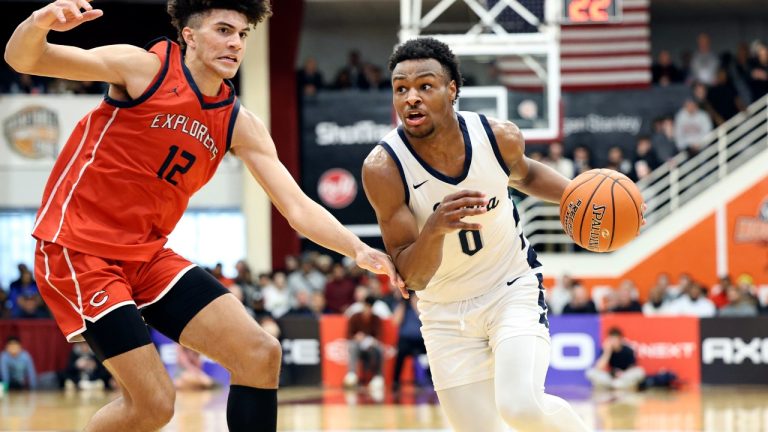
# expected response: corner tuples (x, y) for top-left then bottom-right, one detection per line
(518, 94), (768, 248)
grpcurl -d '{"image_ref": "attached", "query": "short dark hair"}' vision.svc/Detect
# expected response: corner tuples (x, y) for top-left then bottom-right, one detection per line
(607, 327), (623, 337)
(6, 336), (20, 345)
(364, 295), (377, 306)
(388, 37), (463, 102)
(167, 0), (273, 48)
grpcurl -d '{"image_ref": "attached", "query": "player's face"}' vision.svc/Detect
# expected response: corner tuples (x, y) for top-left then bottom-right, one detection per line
(190, 10), (250, 79)
(392, 59), (457, 139)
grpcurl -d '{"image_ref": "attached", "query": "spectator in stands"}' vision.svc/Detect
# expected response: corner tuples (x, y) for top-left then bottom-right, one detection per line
(642, 285), (669, 316)
(631, 135), (661, 181)
(234, 259), (260, 307)
(667, 282), (716, 317)
(174, 345), (215, 391)
(690, 33), (719, 85)
(707, 68), (745, 125)
(0, 336), (36, 390)
(748, 42), (768, 101)
(571, 145), (592, 176)
(651, 116), (678, 162)
(284, 289), (316, 317)
(562, 285), (597, 314)
(334, 50), (369, 90)
(548, 274), (578, 315)
(345, 285), (392, 318)
(674, 98), (713, 156)
(719, 284), (758, 317)
(605, 146), (632, 177)
(8, 264), (36, 315)
(287, 257), (325, 295)
(391, 293), (427, 392)
(262, 271), (292, 318)
(609, 280), (642, 313)
(297, 57), (324, 97)
(363, 63), (389, 90)
(61, 342), (110, 391)
(666, 273), (688, 301)
(732, 43), (754, 101)
(544, 142), (575, 179)
(285, 255), (300, 274)
(586, 327), (645, 391)
(0, 289), (9, 319)
(209, 262), (234, 287)
(13, 290), (50, 319)
(344, 296), (384, 390)
(311, 291), (333, 315)
(651, 50), (683, 86)
(9, 73), (46, 94)
(324, 262), (357, 314)
(708, 274), (732, 309)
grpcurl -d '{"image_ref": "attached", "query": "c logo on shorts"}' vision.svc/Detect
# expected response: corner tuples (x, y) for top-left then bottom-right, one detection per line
(90, 290), (109, 308)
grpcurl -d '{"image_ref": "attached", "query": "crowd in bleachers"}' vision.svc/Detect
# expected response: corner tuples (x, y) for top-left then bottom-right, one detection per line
(547, 272), (767, 318)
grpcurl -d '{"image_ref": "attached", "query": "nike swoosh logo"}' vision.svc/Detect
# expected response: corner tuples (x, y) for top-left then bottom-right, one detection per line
(507, 276), (522, 286)
(413, 180), (428, 189)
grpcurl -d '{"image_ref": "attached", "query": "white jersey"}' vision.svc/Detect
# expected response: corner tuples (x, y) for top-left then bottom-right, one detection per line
(380, 111), (542, 303)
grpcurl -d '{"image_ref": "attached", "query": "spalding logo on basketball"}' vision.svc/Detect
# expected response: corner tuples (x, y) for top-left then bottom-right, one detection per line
(318, 168), (357, 209)
(560, 169), (644, 253)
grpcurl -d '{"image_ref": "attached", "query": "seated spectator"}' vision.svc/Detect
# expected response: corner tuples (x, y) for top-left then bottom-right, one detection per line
(391, 293), (428, 392)
(262, 271), (291, 318)
(586, 327), (645, 391)
(642, 285), (669, 316)
(651, 116), (678, 162)
(708, 274), (733, 309)
(174, 346), (214, 391)
(748, 42), (768, 101)
(674, 98), (713, 156)
(651, 50), (683, 86)
(562, 285), (597, 314)
(287, 257), (325, 295)
(334, 50), (369, 90)
(61, 342), (110, 391)
(209, 262), (234, 288)
(311, 291), (333, 315)
(344, 296), (384, 390)
(666, 273), (688, 301)
(605, 146), (632, 177)
(14, 290), (50, 319)
(719, 284), (758, 317)
(631, 135), (661, 181)
(8, 264), (37, 316)
(234, 259), (260, 307)
(363, 63), (389, 90)
(543, 142), (574, 179)
(609, 280), (642, 313)
(9, 73), (47, 94)
(707, 68), (745, 125)
(0, 289), (9, 319)
(324, 263), (356, 314)
(571, 145), (592, 176)
(667, 282), (716, 317)
(345, 285), (392, 318)
(284, 289), (316, 317)
(547, 274), (578, 315)
(297, 57), (324, 97)
(1, 336), (36, 390)
(690, 33), (719, 85)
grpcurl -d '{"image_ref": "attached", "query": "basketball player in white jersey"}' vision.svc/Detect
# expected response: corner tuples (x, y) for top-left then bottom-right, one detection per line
(362, 38), (591, 431)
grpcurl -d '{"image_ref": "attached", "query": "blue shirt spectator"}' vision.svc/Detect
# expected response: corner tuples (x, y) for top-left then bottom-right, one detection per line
(1, 336), (37, 390)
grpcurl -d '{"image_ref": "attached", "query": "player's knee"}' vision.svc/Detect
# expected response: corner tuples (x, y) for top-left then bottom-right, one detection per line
(134, 384), (175, 428)
(496, 390), (543, 426)
(232, 332), (282, 377)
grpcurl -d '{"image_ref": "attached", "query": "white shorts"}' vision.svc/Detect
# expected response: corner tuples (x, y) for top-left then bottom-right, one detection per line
(417, 273), (550, 391)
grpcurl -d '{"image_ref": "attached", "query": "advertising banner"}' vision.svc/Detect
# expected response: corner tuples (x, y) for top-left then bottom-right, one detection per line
(700, 317), (768, 384)
(279, 316), (322, 386)
(546, 315), (600, 387)
(727, 176), (768, 283)
(301, 92), (395, 240)
(600, 314), (700, 386)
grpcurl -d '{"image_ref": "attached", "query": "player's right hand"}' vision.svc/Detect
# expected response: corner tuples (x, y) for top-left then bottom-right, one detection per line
(32, 0), (103, 32)
(426, 190), (488, 235)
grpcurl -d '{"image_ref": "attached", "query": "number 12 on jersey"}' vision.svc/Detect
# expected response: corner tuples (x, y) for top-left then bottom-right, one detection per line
(157, 145), (196, 186)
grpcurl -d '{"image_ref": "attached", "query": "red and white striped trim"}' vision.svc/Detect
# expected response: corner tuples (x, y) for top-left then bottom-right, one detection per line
(33, 113), (93, 232)
(53, 107), (120, 242)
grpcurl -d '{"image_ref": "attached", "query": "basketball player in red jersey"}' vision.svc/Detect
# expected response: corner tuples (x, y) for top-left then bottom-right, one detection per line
(5, 1), (403, 431)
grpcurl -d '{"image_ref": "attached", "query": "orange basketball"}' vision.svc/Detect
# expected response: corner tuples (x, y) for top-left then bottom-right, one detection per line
(559, 169), (644, 253)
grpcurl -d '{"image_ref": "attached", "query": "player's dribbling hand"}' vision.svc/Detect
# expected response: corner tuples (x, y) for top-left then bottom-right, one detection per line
(32, 0), (103, 32)
(426, 190), (488, 235)
(354, 246), (408, 299)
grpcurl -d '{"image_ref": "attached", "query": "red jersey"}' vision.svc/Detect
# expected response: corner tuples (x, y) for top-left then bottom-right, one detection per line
(32, 39), (240, 261)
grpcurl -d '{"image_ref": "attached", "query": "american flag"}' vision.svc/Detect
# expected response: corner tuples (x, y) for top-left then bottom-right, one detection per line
(494, 0), (651, 91)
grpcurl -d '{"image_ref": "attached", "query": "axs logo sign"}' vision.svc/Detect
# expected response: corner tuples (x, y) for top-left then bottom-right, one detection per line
(702, 337), (768, 365)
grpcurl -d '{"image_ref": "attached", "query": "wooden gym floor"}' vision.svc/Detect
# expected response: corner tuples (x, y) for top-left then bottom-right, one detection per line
(1, 385), (767, 431)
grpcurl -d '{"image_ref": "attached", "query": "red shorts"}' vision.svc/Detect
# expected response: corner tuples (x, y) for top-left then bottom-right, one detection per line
(34, 240), (195, 342)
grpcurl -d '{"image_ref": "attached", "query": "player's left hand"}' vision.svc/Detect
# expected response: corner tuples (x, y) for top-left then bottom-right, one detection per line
(354, 246), (408, 299)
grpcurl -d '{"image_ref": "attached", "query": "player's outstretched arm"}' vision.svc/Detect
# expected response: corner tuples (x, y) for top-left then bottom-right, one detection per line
(488, 117), (569, 203)
(231, 108), (405, 294)
(5, 0), (159, 94)
(362, 146), (487, 291)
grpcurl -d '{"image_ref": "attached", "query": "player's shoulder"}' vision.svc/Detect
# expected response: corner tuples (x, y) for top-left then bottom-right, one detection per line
(483, 115), (524, 157)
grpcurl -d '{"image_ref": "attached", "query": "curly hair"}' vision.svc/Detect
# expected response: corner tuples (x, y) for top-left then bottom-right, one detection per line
(388, 37), (463, 102)
(167, 0), (272, 48)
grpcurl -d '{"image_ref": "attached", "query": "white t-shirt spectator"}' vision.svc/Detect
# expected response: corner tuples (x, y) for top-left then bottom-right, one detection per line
(674, 103), (713, 151)
(666, 295), (716, 317)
